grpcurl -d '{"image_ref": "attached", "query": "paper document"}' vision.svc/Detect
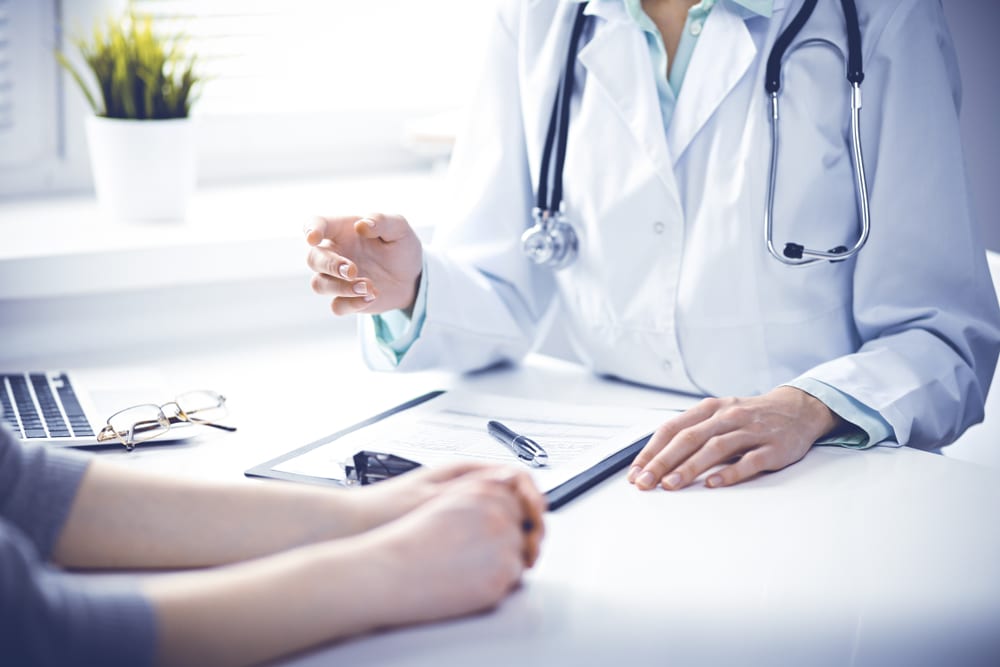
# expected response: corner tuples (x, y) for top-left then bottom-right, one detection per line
(273, 391), (677, 493)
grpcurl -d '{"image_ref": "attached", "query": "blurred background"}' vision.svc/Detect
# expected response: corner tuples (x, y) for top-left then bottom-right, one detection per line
(0, 0), (996, 247)
(0, 0), (493, 194)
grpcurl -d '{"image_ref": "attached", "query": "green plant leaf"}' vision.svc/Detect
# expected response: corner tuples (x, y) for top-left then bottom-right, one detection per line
(57, 8), (203, 120)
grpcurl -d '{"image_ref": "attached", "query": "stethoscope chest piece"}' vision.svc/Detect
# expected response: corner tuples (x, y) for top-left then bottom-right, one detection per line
(522, 207), (578, 270)
(524, 4), (588, 271)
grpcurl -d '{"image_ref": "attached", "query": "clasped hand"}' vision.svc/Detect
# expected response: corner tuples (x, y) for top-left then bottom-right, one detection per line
(349, 462), (547, 628)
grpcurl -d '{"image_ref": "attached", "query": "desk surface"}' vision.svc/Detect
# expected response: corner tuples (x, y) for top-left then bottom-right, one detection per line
(46, 331), (1000, 667)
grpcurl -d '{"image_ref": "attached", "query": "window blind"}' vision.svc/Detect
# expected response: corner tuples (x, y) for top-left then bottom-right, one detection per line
(0, 0), (57, 170)
(0, 0), (12, 132)
(130, 0), (494, 117)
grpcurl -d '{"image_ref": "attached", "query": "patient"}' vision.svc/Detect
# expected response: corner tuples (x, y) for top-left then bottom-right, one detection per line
(0, 421), (545, 667)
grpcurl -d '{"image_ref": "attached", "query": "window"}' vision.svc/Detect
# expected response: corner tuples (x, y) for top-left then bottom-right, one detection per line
(0, 0), (59, 172)
(0, 0), (495, 196)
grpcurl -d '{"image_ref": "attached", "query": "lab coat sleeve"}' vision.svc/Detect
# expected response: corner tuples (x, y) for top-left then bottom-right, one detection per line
(789, 0), (1000, 449)
(360, 0), (558, 373)
(365, 264), (430, 366)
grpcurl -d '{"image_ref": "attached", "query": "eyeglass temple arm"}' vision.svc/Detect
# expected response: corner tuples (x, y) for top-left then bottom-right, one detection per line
(201, 422), (237, 433)
(165, 413), (237, 432)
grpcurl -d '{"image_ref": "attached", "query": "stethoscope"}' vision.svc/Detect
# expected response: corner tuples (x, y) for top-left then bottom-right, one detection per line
(522, 0), (871, 270)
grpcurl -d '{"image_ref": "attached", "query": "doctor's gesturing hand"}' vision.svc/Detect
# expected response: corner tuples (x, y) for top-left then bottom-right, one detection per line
(305, 213), (423, 316)
(628, 387), (843, 491)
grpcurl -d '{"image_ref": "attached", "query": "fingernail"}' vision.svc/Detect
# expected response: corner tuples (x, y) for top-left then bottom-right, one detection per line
(339, 264), (352, 279)
(663, 473), (682, 490)
(363, 294), (376, 303)
(636, 471), (656, 489)
(352, 282), (368, 295)
(706, 474), (722, 488)
(627, 466), (642, 483)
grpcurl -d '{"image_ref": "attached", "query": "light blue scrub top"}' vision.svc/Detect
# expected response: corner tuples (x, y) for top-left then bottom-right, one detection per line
(373, 0), (893, 448)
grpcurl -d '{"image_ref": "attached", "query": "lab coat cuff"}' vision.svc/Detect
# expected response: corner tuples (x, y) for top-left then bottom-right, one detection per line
(783, 377), (896, 449)
(368, 261), (429, 366)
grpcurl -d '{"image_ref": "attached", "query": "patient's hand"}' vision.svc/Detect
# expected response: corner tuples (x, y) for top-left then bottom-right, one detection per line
(360, 469), (546, 627)
(358, 463), (546, 567)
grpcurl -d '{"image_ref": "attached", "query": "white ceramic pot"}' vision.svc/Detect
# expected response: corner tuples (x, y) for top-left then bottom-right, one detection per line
(86, 116), (197, 222)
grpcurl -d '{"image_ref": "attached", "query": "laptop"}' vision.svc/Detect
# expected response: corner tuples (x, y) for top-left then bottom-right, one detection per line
(1, 369), (198, 448)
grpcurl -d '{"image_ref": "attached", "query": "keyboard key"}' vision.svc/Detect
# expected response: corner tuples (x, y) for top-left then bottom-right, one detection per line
(31, 374), (68, 433)
(56, 376), (89, 436)
(3, 371), (97, 441)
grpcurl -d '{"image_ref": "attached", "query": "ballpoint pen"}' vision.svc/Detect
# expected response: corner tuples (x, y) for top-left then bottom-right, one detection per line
(487, 420), (549, 467)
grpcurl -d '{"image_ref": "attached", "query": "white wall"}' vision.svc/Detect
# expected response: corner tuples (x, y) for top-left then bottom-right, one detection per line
(942, 1), (1000, 252)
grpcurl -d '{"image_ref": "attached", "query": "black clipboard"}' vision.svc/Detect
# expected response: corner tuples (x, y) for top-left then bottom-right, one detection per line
(245, 390), (653, 511)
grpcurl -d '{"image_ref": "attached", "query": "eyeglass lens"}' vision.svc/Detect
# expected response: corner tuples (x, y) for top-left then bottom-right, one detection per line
(106, 404), (170, 446)
(174, 390), (227, 424)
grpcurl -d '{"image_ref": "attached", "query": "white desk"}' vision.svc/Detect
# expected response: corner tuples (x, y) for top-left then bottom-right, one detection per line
(44, 331), (1000, 667)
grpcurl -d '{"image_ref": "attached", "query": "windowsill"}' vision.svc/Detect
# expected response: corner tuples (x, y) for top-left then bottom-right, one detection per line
(0, 168), (446, 300)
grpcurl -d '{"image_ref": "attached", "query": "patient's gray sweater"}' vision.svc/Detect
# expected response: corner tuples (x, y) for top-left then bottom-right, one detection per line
(0, 422), (155, 666)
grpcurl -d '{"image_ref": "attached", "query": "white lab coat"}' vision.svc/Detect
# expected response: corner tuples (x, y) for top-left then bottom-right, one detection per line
(361, 0), (1000, 449)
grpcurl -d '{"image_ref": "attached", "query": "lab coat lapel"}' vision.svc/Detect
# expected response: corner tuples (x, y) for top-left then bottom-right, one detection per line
(576, 11), (674, 177)
(667, 4), (757, 166)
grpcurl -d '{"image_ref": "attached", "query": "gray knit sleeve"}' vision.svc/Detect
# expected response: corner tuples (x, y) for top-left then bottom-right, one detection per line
(0, 422), (91, 558)
(0, 424), (157, 666)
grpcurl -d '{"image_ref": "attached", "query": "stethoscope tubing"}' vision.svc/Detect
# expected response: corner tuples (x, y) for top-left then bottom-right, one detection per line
(764, 0), (870, 266)
(529, 0), (871, 269)
(764, 79), (871, 266)
(536, 3), (589, 218)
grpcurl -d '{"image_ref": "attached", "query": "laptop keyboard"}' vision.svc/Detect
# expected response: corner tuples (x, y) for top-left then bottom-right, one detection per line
(1, 372), (94, 439)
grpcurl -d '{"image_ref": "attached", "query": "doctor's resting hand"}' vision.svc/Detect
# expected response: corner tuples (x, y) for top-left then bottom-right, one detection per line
(627, 386), (843, 491)
(1, 424), (545, 667)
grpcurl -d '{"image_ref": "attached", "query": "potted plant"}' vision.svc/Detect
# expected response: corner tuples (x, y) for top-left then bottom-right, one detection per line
(57, 12), (202, 222)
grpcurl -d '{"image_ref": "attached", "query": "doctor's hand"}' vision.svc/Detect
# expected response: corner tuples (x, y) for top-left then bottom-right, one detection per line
(305, 213), (423, 316)
(627, 387), (842, 491)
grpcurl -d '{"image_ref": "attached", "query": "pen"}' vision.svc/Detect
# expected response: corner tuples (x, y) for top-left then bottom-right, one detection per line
(487, 420), (549, 467)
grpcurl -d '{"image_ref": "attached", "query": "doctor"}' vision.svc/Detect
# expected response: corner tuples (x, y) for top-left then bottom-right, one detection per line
(305, 0), (1000, 490)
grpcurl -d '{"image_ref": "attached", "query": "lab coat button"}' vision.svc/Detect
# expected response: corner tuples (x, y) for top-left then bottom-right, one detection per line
(690, 21), (703, 36)
(653, 221), (665, 234)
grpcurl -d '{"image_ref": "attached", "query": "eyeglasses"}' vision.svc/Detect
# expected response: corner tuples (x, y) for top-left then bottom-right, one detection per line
(96, 390), (236, 451)
(343, 450), (422, 485)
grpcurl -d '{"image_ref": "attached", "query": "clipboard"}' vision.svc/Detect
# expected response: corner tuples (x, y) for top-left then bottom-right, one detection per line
(245, 390), (661, 511)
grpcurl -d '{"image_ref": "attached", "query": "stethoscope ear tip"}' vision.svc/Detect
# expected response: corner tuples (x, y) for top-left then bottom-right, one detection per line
(783, 243), (852, 264)
(783, 243), (805, 260)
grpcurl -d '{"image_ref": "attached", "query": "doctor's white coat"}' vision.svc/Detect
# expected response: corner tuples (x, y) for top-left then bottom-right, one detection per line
(361, 0), (1000, 450)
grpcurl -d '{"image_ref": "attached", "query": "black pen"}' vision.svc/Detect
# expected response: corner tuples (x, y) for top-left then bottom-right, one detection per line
(487, 420), (549, 467)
